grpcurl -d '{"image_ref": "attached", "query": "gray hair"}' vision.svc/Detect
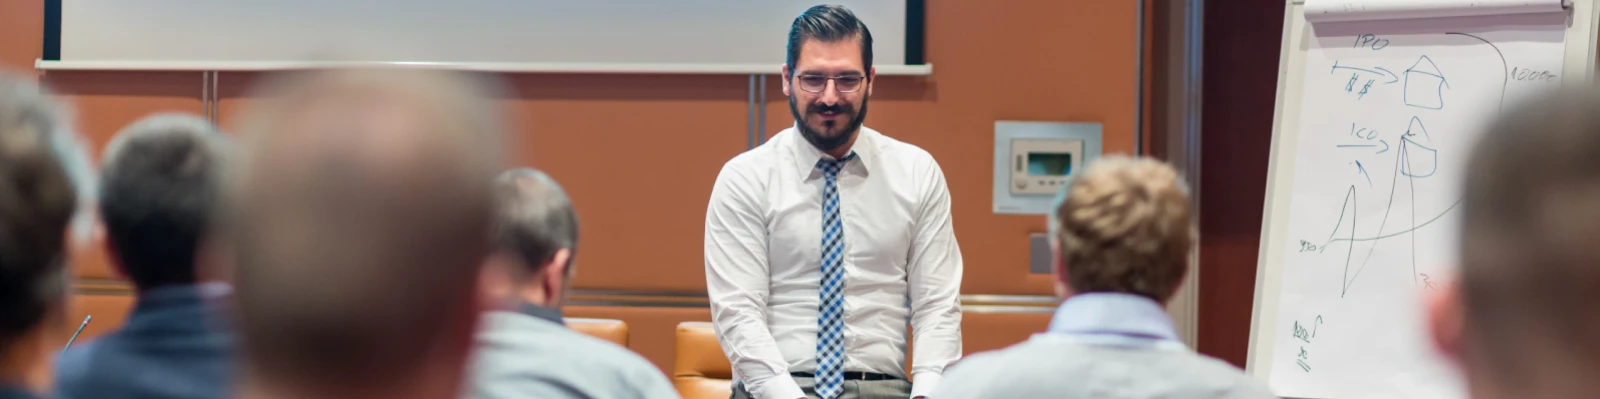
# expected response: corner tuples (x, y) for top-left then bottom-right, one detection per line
(0, 73), (96, 244)
(494, 168), (579, 277)
(0, 71), (89, 342)
(99, 113), (230, 289)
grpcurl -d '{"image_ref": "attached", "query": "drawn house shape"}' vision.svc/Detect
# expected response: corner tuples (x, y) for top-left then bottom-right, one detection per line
(1399, 136), (1438, 178)
(1404, 116), (1431, 142)
(1404, 56), (1447, 109)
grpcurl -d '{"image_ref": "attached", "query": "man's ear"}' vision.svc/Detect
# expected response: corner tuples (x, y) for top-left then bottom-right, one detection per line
(542, 249), (572, 306)
(1427, 276), (1465, 365)
(1050, 239), (1072, 298)
(866, 66), (876, 97)
(780, 64), (793, 96)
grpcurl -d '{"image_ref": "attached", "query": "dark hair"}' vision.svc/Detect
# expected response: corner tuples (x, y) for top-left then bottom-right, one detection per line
(100, 114), (229, 290)
(786, 5), (874, 75)
(493, 168), (578, 277)
(0, 74), (79, 343)
(1459, 89), (1600, 385)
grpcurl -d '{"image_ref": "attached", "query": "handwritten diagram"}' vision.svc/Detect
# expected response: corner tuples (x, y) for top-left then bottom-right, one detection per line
(1309, 135), (1455, 297)
(1270, 27), (1565, 399)
(1304, 32), (1509, 298)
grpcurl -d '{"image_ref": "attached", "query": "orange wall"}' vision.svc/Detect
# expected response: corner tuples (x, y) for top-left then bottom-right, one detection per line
(3, 0), (1138, 375)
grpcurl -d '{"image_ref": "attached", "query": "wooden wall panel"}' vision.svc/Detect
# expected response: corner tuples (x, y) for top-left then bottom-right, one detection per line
(0, 0), (41, 73)
(500, 74), (749, 292)
(41, 71), (206, 281)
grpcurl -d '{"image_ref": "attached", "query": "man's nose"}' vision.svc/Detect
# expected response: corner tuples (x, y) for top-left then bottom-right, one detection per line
(818, 81), (843, 104)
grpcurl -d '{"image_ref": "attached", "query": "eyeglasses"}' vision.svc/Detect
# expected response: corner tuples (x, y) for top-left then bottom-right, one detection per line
(794, 75), (866, 93)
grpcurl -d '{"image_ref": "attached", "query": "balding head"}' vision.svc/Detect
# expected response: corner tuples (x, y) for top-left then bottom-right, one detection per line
(1448, 89), (1600, 397)
(225, 68), (508, 397)
(487, 168), (579, 307)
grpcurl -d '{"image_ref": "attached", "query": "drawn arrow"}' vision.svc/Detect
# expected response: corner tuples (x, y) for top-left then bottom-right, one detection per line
(1332, 61), (1400, 84)
(1374, 67), (1400, 84)
(1355, 160), (1372, 187)
(1336, 140), (1388, 154)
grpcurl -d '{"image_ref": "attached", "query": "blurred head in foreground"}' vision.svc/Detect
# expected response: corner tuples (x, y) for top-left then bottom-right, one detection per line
(1434, 89), (1600, 399)
(1049, 156), (1193, 304)
(223, 68), (507, 399)
(0, 72), (94, 394)
(480, 168), (580, 310)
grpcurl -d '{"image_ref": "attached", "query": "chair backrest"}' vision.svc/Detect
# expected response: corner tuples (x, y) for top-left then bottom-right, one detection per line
(673, 321), (733, 399)
(564, 317), (629, 346)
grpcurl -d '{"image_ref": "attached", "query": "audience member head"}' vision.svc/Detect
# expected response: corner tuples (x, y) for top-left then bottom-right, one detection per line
(1049, 156), (1193, 304)
(99, 113), (230, 292)
(223, 67), (507, 399)
(0, 72), (92, 391)
(1435, 89), (1600, 399)
(482, 168), (580, 309)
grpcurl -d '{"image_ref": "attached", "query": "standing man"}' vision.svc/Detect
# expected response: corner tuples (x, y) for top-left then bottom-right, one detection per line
(704, 5), (963, 399)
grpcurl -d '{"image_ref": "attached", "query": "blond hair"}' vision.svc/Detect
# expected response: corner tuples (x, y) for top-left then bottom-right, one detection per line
(1052, 156), (1193, 302)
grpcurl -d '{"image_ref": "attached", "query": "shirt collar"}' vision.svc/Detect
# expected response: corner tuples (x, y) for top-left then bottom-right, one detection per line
(517, 302), (565, 326)
(1047, 293), (1180, 342)
(787, 124), (877, 180)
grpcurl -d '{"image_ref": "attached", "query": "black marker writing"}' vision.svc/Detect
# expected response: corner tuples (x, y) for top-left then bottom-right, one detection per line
(1511, 67), (1557, 82)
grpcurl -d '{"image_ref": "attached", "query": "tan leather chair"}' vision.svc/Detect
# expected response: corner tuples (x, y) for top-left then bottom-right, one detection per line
(565, 317), (629, 346)
(674, 321), (733, 399)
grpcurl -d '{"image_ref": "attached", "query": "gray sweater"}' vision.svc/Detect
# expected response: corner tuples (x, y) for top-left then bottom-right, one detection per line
(463, 310), (680, 399)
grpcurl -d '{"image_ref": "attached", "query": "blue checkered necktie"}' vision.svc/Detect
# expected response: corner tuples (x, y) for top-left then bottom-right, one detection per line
(815, 152), (855, 399)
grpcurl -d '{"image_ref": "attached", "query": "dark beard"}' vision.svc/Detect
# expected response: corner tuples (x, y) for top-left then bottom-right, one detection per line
(789, 94), (869, 152)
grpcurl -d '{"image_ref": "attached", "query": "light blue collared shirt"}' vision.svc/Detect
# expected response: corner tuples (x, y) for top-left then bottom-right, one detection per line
(1042, 293), (1186, 350)
(934, 293), (1278, 399)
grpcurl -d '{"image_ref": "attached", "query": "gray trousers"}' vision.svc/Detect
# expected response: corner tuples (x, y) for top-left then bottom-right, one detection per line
(731, 376), (913, 399)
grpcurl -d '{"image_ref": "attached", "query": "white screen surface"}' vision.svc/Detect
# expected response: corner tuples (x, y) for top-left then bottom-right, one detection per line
(59, 1), (908, 66)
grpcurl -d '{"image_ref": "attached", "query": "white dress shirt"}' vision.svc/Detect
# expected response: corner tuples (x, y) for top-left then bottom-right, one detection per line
(704, 126), (964, 399)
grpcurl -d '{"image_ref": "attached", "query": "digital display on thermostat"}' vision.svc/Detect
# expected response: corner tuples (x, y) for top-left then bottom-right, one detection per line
(1027, 153), (1073, 176)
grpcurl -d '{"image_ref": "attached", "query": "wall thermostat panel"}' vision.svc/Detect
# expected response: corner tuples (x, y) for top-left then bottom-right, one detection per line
(1009, 138), (1085, 195)
(992, 121), (1103, 215)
